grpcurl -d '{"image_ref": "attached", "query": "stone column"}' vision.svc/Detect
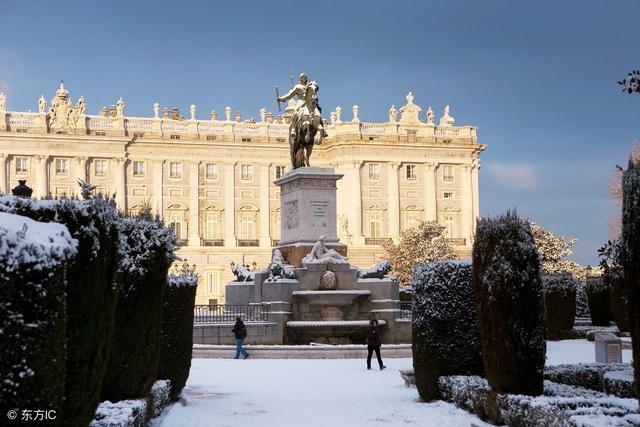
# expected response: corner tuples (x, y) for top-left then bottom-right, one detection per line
(115, 158), (127, 211)
(37, 155), (49, 198)
(259, 164), (271, 246)
(472, 160), (480, 234)
(463, 164), (474, 245)
(223, 162), (236, 247)
(188, 161), (200, 247)
(0, 154), (7, 195)
(424, 162), (438, 221)
(152, 161), (164, 216)
(387, 162), (401, 240)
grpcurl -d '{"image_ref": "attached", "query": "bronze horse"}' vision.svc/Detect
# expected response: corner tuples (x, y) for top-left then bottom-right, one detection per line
(290, 82), (323, 169)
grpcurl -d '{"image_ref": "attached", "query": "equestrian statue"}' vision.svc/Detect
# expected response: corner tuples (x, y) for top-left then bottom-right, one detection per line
(276, 73), (328, 169)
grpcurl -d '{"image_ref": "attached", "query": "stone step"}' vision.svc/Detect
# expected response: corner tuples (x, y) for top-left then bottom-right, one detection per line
(193, 344), (412, 359)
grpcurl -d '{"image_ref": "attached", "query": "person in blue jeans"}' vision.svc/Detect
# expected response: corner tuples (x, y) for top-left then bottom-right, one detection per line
(232, 317), (250, 359)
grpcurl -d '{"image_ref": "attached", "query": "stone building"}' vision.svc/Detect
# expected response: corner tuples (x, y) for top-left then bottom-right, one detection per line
(0, 84), (485, 304)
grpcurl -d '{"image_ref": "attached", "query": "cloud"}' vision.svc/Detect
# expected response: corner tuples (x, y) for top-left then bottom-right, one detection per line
(484, 161), (539, 190)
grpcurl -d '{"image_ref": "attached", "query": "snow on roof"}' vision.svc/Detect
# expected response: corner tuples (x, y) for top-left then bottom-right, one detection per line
(0, 212), (77, 271)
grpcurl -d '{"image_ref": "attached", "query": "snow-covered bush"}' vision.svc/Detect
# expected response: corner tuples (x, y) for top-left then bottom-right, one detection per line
(90, 399), (147, 427)
(439, 375), (640, 426)
(544, 363), (631, 394)
(472, 211), (546, 398)
(101, 214), (176, 402)
(586, 276), (612, 326)
(0, 195), (120, 425)
(621, 156), (640, 402)
(0, 213), (77, 413)
(603, 369), (635, 398)
(543, 273), (577, 339)
(157, 272), (198, 400)
(147, 380), (171, 418)
(411, 260), (483, 401)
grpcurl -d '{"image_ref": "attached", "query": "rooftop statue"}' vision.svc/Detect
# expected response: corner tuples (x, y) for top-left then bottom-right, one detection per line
(302, 235), (348, 264)
(276, 73), (328, 169)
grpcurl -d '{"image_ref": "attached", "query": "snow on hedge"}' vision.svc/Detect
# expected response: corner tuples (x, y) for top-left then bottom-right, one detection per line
(0, 211), (77, 270)
(543, 273), (577, 296)
(118, 216), (176, 277)
(90, 399), (147, 427)
(167, 275), (198, 288)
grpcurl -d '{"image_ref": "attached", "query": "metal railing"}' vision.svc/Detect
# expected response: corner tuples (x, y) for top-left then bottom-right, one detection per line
(194, 304), (270, 324)
(202, 239), (224, 246)
(237, 239), (259, 247)
(399, 302), (412, 320)
(444, 238), (466, 246)
(365, 238), (392, 246)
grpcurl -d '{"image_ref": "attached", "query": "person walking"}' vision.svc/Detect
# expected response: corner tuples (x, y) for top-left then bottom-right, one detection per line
(366, 319), (386, 370)
(232, 317), (250, 359)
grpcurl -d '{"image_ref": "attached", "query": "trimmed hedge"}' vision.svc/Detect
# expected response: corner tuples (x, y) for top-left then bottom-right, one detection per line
(542, 273), (576, 340)
(0, 196), (121, 425)
(412, 260), (483, 401)
(621, 157), (640, 402)
(586, 276), (612, 326)
(157, 274), (198, 400)
(101, 216), (176, 402)
(0, 213), (77, 414)
(472, 211), (546, 397)
(606, 268), (630, 332)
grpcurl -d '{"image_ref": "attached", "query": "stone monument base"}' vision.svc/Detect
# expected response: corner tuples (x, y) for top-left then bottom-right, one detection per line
(275, 242), (348, 268)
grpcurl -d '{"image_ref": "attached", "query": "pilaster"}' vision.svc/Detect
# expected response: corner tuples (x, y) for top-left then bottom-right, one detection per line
(152, 160), (164, 216)
(36, 155), (49, 198)
(224, 162), (237, 247)
(0, 154), (7, 195)
(259, 163), (271, 246)
(424, 162), (438, 221)
(115, 157), (127, 211)
(188, 161), (201, 246)
(387, 162), (401, 240)
(463, 164), (474, 245)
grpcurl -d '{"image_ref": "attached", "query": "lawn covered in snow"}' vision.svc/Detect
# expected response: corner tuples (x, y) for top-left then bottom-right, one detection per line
(153, 340), (632, 427)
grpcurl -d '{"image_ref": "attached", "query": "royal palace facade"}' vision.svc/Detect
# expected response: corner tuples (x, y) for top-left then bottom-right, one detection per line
(0, 83), (485, 304)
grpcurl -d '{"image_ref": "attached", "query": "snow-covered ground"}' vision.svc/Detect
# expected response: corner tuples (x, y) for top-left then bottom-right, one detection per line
(153, 340), (632, 427)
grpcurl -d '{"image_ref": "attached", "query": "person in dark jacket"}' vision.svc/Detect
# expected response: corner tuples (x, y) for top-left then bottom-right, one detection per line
(231, 317), (250, 359)
(366, 319), (386, 370)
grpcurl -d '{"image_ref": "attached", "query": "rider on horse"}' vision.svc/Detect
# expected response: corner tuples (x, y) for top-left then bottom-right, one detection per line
(277, 73), (328, 141)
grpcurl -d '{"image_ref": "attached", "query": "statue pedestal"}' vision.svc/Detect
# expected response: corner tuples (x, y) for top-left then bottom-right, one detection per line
(274, 167), (347, 267)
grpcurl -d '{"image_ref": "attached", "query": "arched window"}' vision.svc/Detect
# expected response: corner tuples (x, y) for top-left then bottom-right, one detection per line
(237, 205), (258, 244)
(166, 204), (188, 241)
(444, 214), (455, 238)
(203, 205), (223, 242)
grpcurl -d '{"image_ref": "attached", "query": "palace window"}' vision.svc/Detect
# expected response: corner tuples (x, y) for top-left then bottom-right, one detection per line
(207, 272), (221, 296)
(55, 159), (69, 176)
(205, 163), (218, 180)
(275, 165), (286, 179)
(15, 158), (28, 174)
(368, 163), (381, 180)
(133, 161), (145, 177)
(443, 192), (454, 199)
(443, 165), (454, 182)
(406, 164), (417, 180)
(403, 210), (421, 230)
(240, 212), (256, 239)
(95, 159), (107, 176)
(444, 214), (455, 238)
(241, 164), (253, 180)
(407, 130), (417, 142)
(204, 211), (221, 239)
(368, 209), (383, 238)
(170, 162), (183, 179)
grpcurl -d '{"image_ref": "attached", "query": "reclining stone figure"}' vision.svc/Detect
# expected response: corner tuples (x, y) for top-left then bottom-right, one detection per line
(357, 260), (393, 279)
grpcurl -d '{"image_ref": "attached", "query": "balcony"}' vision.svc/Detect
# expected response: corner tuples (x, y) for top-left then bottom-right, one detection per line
(271, 239), (280, 246)
(237, 239), (259, 247)
(202, 239), (224, 247)
(445, 238), (467, 246)
(365, 238), (392, 246)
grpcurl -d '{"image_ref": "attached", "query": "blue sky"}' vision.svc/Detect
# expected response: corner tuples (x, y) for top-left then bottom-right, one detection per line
(1, 0), (638, 264)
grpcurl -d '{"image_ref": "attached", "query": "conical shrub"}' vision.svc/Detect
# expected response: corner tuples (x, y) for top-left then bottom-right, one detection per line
(472, 210), (546, 396)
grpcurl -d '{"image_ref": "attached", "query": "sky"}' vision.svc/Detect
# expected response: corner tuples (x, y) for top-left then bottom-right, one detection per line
(1, 0), (638, 265)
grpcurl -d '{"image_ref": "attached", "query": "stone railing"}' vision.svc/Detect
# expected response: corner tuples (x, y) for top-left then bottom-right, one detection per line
(0, 110), (478, 143)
